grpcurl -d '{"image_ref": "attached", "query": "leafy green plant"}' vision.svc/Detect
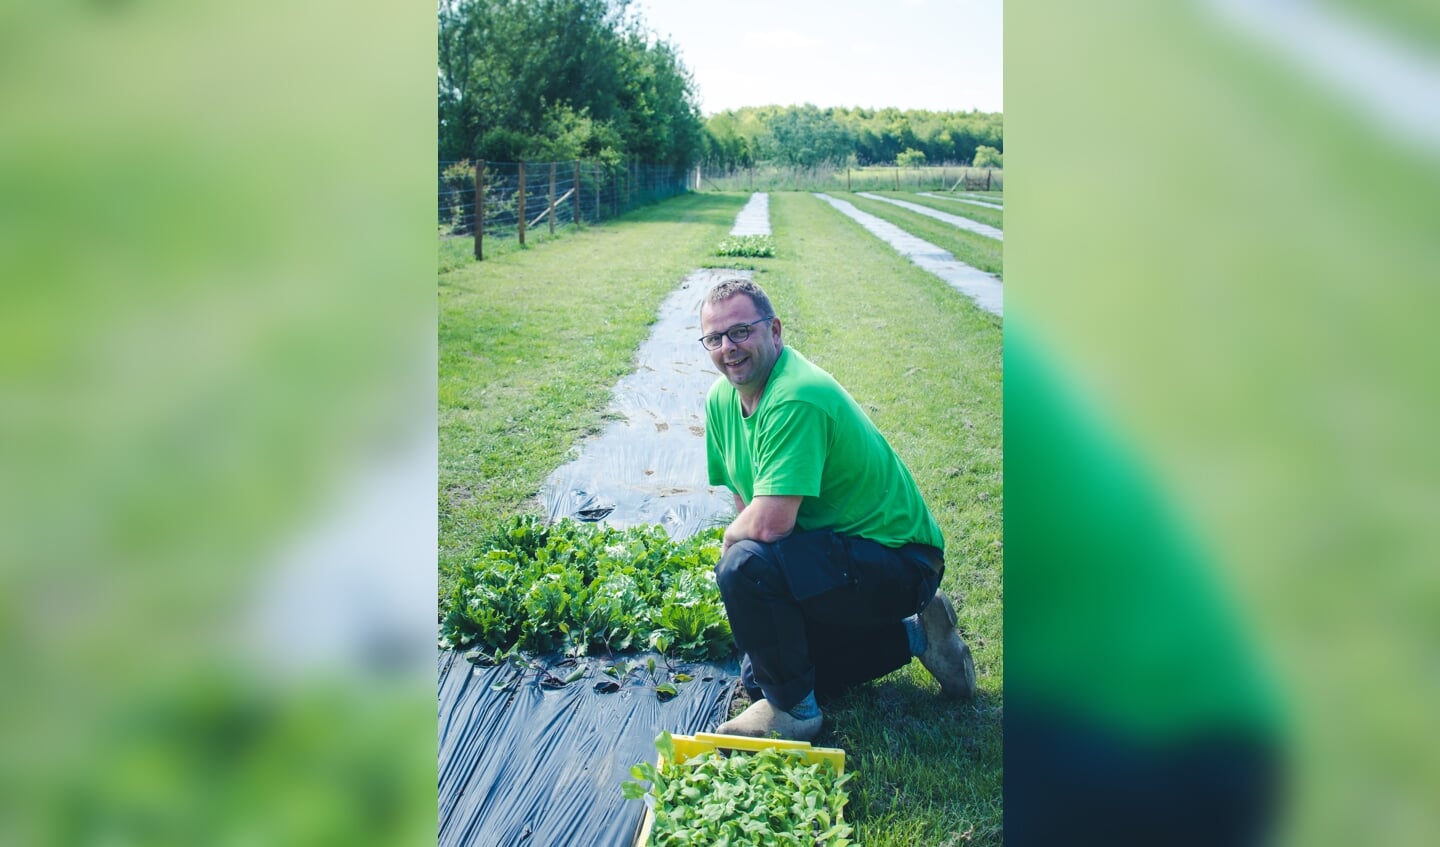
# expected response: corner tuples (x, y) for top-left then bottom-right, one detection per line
(714, 234), (775, 258)
(464, 645), (593, 694)
(439, 518), (732, 661)
(624, 732), (854, 846)
(593, 655), (685, 701)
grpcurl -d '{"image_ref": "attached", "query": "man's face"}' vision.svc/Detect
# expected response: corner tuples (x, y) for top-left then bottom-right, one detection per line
(700, 294), (783, 392)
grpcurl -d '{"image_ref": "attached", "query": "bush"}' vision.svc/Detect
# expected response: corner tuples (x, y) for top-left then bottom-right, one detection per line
(972, 145), (1003, 169)
(896, 148), (927, 168)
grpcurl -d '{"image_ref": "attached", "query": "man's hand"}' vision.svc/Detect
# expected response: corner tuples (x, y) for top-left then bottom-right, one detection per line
(721, 494), (801, 555)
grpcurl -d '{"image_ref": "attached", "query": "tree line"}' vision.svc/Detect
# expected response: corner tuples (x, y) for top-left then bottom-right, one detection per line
(702, 105), (1002, 170)
(438, 0), (1002, 169)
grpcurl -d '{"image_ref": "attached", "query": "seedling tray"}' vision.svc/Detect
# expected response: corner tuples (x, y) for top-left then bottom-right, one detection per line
(632, 732), (847, 846)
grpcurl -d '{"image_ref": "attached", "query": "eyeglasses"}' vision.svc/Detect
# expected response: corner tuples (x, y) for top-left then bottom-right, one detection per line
(698, 317), (772, 350)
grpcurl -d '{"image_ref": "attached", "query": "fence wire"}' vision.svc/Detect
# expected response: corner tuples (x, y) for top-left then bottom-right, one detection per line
(438, 160), (690, 248)
(696, 162), (1003, 194)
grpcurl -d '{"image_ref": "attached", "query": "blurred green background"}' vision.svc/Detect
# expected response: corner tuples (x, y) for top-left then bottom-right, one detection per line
(0, 1), (436, 844)
(1010, 1), (1439, 845)
(2, 0), (1436, 844)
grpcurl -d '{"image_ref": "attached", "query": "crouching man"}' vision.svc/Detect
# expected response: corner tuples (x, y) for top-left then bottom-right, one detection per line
(699, 279), (975, 742)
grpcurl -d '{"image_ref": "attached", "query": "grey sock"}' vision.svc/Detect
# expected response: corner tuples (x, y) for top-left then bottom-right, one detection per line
(786, 691), (821, 720)
(904, 613), (928, 657)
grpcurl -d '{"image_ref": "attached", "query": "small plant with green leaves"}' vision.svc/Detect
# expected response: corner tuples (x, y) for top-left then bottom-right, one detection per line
(463, 644), (591, 693)
(593, 655), (686, 701)
(624, 731), (854, 846)
(440, 517), (733, 662)
(714, 234), (775, 258)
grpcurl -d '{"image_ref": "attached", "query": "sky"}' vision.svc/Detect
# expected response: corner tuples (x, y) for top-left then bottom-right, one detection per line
(629, 0), (1002, 115)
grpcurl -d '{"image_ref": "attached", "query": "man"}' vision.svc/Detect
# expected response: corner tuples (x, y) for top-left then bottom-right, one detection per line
(700, 278), (975, 742)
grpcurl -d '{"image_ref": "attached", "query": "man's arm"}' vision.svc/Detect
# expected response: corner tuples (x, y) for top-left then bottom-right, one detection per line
(722, 494), (802, 554)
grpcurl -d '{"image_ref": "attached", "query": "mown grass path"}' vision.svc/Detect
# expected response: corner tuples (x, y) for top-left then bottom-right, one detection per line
(918, 191), (1005, 212)
(856, 191), (1004, 240)
(836, 192), (1004, 279)
(815, 194), (1002, 316)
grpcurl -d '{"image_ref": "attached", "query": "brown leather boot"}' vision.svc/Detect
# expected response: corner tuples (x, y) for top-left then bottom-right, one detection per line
(918, 592), (977, 700)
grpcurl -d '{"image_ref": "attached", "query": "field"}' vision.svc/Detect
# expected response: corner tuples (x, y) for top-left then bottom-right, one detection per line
(832, 191), (1005, 279)
(439, 189), (1003, 844)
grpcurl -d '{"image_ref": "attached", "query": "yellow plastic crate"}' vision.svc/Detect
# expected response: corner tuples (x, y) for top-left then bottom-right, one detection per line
(632, 732), (847, 846)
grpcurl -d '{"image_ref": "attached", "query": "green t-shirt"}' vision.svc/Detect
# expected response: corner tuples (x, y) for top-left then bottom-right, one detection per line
(705, 346), (943, 551)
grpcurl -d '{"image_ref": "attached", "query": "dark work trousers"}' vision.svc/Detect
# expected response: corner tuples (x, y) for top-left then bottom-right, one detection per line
(715, 529), (943, 712)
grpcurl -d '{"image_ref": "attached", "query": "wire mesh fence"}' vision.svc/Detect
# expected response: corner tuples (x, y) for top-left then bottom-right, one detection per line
(439, 159), (691, 258)
(696, 162), (1003, 194)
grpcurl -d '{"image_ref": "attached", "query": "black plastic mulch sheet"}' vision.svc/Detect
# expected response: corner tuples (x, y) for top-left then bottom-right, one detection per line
(438, 651), (738, 847)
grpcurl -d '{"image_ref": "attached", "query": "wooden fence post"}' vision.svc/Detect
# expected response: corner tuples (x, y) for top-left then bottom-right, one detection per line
(894, 168), (899, 190)
(573, 160), (581, 225)
(473, 160), (484, 261)
(846, 168), (851, 192)
(986, 168), (992, 191)
(611, 164), (618, 218)
(517, 161), (526, 246)
(548, 162), (556, 235)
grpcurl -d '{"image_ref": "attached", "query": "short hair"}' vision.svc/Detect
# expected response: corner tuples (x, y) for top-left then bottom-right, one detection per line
(703, 278), (775, 319)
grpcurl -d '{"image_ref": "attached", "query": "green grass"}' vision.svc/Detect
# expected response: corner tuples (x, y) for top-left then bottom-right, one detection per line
(954, 190), (1004, 203)
(868, 189), (1005, 230)
(439, 221), (590, 274)
(438, 189), (1002, 844)
(831, 192), (1005, 279)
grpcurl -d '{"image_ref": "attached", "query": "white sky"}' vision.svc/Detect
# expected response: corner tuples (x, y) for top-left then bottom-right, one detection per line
(629, 0), (1003, 115)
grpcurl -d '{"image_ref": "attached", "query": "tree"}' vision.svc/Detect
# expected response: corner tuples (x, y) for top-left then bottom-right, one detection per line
(896, 148), (926, 168)
(438, 0), (703, 166)
(973, 145), (1003, 169)
(703, 105), (1002, 169)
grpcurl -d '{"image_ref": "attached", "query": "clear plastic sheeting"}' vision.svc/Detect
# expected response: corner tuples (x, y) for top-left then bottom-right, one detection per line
(438, 651), (738, 847)
(856, 191), (1003, 240)
(815, 193), (1004, 317)
(730, 192), (771, 235)
(540, 268), (746, 539)
(918, 191), (1004, 211)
